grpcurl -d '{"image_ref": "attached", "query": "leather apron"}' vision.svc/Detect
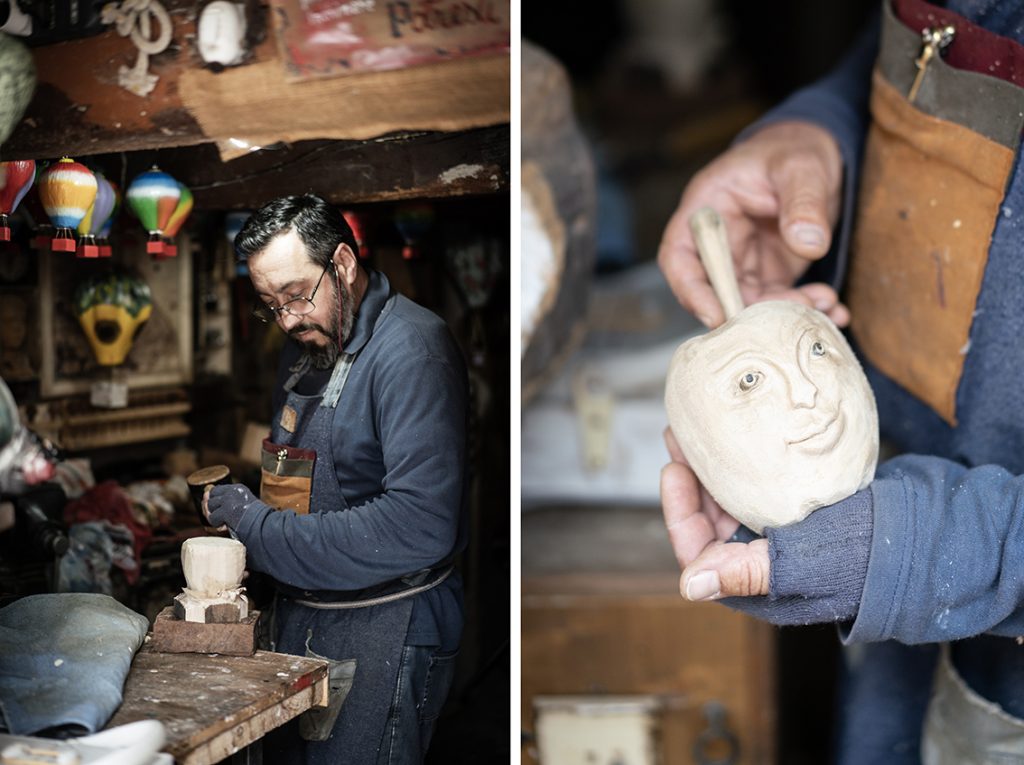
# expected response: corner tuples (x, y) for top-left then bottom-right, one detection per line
(848, 2), (1024, 759)
(847, 0), (1024, 426)
(259, 294), (418, 764)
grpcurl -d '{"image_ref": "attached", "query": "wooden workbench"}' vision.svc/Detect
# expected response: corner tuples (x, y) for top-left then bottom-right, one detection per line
(107, 644), (329, 764)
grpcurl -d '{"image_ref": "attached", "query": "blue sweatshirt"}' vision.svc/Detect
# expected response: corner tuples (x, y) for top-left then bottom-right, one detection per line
(233, 270), (468, 650)
(723, 0), (1024, 715)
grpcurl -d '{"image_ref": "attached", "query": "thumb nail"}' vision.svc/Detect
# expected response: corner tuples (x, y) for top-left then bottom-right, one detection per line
(790, 223), (826, 249)
(685, 570), (721, 601)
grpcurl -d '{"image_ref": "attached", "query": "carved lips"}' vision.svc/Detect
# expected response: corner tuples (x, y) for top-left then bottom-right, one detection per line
(786, 410), (845, 455)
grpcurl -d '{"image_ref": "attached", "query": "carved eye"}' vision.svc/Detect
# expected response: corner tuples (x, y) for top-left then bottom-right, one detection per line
(738, 371), (762, 392)
(811, 341), (826, 357)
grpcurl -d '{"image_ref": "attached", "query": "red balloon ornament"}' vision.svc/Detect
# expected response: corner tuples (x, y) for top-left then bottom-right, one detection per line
(342, 209), (372, 260)
(0, 160), (35, 242)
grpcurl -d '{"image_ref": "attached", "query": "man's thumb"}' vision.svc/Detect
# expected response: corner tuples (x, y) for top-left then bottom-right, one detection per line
(775, 164), (834, 258)
(680, 539), (771, 600)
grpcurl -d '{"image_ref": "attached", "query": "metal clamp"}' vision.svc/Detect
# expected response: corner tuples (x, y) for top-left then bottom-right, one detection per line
(693, 701), (740, 765)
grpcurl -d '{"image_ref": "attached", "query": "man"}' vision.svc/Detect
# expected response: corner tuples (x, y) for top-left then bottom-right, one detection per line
(204, 194), (467, 764)
(658, 2), (1024, 763)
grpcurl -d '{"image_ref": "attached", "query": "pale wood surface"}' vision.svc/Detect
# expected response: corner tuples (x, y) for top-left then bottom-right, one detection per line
(108, 644), (328, 765)
(689, 207), (745, 320)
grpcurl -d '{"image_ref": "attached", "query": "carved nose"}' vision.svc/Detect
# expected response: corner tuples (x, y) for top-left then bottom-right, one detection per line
(789, 374), (818, 409)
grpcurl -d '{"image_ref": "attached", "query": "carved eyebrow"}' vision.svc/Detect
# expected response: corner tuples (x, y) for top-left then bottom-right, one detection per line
(712, 350), (753, 374)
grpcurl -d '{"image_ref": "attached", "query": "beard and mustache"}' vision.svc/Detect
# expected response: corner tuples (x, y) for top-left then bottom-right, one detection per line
(288, 277), (356, 370)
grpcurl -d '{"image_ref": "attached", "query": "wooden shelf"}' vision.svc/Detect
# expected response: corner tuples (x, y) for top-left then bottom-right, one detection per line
(2, 0), (510, 204)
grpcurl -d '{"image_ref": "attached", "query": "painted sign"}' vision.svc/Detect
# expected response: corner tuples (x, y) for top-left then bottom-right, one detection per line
(269, 0), (510, 81)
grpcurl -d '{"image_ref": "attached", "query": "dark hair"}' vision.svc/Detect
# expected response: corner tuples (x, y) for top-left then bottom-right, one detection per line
(233, 194), (359, 266)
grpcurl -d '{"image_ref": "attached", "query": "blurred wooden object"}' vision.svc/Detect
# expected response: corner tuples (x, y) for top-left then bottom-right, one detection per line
(522, 506), (776, 765)
(521, 42), (597, 404)
(151, 606), (258, 655)
(522, 578), (776, 765)
(36, 388), (191, 450)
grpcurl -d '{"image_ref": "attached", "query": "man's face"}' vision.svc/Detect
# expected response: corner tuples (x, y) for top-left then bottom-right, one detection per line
(665, 301), (878, 532)
(249, 229), (355, 369)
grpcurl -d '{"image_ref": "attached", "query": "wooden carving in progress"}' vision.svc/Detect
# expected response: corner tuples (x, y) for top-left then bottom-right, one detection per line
(176, 536), (249, 623)
(664, 209), (879, 533)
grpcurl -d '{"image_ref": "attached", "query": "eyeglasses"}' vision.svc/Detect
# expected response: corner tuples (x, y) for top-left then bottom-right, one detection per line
(252, 264), (330, 323)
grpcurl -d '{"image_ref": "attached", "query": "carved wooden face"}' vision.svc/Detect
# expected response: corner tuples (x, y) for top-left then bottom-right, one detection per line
(665, 301), (879, 533)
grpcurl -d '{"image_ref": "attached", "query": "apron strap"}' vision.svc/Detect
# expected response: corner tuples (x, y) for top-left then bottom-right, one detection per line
(319, 292), (398, 409)
(283, 353), (312, 393)
(320, 353), (355, 409)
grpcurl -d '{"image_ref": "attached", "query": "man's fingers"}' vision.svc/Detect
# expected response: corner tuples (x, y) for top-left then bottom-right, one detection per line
(770, 157), (836, 260)
(660, 461), (717, 567)
(747, 283), (851, 328)
(680, 539), (771, 600)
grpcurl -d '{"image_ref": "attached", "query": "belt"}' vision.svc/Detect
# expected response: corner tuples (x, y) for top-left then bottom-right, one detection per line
(282, 565), (454, 610)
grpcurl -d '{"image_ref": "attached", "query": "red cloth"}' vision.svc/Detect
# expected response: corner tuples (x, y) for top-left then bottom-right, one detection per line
(64, 481), (153, 584)
(895, 0), (1024, 87)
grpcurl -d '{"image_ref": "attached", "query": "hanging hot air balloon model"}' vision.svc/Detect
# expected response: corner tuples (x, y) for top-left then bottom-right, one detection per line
(0, 160), (35, 242)
(37, 158), (97, 253)
(97, 181), (121, 258)
(393, 202), (435, 260)
(159, 182), (193, 259)
(23, 165), (54, 250)
(126, 166), (181, 257)
(342, 209), (371, 260)
(75, 172), (116, 259)
(73, 271), (153, 366)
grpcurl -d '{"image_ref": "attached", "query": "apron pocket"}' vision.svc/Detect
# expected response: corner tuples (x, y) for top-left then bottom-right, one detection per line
(848, 71), (1015, 425)
(260, 438), (315, 515)
(299, 641), (357, 742)
(846, 4), (1022, 426)
(418, 649), (458, 725)
(921, 645), (1024, 764)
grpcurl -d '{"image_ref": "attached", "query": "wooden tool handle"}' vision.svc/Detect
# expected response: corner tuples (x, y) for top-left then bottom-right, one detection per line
(689, 207), (745, 321)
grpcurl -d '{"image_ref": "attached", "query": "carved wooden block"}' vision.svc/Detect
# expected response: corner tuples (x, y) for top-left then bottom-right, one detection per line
(150, 606), (260, 656)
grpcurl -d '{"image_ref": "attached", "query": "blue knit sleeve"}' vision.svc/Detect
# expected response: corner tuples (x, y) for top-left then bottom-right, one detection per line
(717, 490), (872, 626)
(841, 455), (1024, 645)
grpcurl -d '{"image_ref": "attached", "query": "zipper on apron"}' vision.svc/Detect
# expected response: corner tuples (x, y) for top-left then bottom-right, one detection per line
(909, 24), (956, 102)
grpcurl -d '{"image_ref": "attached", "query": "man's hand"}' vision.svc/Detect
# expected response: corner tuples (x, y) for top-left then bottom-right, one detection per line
(661, 428), (771, 601)
(658, 121), (847, 328)
(204, 483), (266, 530)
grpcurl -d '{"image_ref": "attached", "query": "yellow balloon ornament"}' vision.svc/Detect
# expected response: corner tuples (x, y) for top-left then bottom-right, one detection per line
(73, 272), (153, 366)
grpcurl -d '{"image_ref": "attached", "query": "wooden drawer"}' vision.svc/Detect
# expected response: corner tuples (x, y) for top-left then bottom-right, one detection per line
(521, 505), (777, 764)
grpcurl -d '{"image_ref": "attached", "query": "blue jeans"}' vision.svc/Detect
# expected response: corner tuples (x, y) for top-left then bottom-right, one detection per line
(376, 645), (458, 765)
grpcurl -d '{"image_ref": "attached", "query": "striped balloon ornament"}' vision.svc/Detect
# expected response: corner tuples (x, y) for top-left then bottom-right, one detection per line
(38, 158), (97, 252)
(127, 166), (180, 256)
(159, 182), (193, 259)
(76, 172), (116, 258)
(98, 181), (121, 258)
